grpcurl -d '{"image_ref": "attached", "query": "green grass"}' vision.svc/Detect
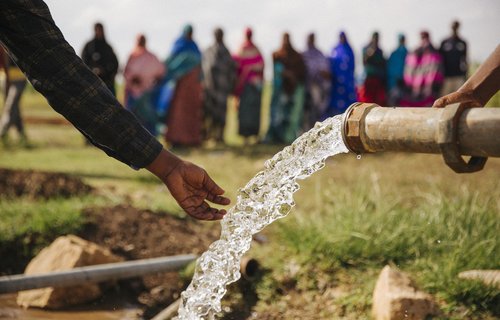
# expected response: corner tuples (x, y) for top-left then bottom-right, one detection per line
(1, 88), (499, 318)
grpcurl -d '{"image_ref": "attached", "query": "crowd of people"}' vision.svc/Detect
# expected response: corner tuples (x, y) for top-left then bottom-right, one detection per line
(1, 20), (469, 147)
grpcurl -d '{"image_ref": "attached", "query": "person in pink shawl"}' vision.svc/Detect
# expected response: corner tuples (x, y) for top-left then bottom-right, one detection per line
(401, 31), (444, 107)
(123, 34), (165, 133)
(232, 27), (264, 144)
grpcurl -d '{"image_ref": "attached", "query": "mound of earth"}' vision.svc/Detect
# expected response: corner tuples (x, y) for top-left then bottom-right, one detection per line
(79, 205), (221, 315)
(0, 168), (92, 199)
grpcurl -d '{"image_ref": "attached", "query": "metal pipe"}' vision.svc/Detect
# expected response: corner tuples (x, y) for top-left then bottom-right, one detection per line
(0, 254), (197, 294)
(342, 103), (500, 173)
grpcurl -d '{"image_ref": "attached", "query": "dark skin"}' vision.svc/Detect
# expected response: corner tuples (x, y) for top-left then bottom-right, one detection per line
(433, 44), (500, 109)
(146, 149), (230, 220)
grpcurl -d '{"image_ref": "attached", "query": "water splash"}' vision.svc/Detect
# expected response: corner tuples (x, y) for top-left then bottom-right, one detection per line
(176, 115), (349, 319)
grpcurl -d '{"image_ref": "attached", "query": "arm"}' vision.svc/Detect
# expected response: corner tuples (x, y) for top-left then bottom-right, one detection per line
(0, 0), (229, 220)
(433, 44), (500, 108)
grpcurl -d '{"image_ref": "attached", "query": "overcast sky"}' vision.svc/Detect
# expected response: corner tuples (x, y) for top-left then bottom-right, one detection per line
(44, 0), (500, 77)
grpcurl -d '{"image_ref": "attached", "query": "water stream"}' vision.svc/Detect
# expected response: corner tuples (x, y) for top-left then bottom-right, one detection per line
(176, 115), (349, 319)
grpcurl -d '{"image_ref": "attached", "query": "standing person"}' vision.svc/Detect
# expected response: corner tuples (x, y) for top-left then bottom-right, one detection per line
(386, 34), (408, 105)
(359, 31), (386, 105)
(0, 1), (229, 220)
(401, 31), (444, 107)
(0, 47), (7, 100)
(81, 22), (119, 96)
(324, 31), (356, 118)
(202, 28), (236, 145)
(265, 32), (306, 144)
(123, 34), (165, 135)
(439, 20), (468, 96)
(0, 48), (28, 146)
(302, 32), (331, 130)
(162, 24), (203, 147)
(233, 27), (265, 145)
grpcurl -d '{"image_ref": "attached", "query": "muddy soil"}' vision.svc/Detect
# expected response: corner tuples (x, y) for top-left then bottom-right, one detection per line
(0, 168), (92, 199)
(79, 205), (221, 317)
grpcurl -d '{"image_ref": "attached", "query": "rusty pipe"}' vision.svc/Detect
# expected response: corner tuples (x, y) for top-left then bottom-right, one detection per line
(341, 103), (500, 173)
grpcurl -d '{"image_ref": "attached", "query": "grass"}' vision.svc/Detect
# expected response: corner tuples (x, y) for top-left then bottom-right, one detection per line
(0, 87), (499, 318)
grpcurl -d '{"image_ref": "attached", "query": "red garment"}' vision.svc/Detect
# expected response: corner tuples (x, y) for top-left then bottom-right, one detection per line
(165, 67), (203, 146)
(358, 77), (386, 105)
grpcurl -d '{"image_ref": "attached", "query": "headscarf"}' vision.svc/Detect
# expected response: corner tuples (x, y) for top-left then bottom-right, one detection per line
(170, 24), (200, 57)
(273, 33), (306, 94)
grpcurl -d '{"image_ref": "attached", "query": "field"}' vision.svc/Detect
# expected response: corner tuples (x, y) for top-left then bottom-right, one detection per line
(0, 87), (499, 319)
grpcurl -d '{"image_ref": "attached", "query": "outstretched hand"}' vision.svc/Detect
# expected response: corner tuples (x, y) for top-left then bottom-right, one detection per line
(147, 149), (230, 220)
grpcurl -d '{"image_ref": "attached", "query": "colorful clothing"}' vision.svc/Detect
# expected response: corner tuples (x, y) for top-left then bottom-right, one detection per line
(123, 42), (165, 134)
(233, 33), (264, 138)
(359, 43), (386, 105)
(387, 42), (408, 105)
(402, 44), (444, 107)
(0, 0), (162, 169)
(325, 33), (356, 118)
(387, 43), (408, 91)
(163, 27), (203, 146)
(302, 45), (331, 129)
(265, 35), (306, 144)
(202, 41), (236, 142)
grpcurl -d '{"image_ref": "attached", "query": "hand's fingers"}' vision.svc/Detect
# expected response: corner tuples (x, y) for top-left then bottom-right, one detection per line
(202, 173), (225, 195)
(432, 91), (480, 108)
(207, 193), (231, 205)
(185, 202), (227, 221)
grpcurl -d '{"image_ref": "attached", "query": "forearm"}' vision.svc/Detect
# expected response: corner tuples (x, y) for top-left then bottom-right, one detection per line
(460, 44), (500, 105)
(0, 0), (162, 168)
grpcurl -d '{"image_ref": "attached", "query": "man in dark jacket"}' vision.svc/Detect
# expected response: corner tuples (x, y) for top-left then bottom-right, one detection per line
(82, 22), (119, 96)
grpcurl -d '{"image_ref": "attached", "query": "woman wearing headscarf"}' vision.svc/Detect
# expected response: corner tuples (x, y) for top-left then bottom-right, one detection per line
(359, 31), (387, 105)
(159, 24), (203, 146)
(324, 31), (356, 119)
(265, 32), (306, 144)
(233, 27), (265, 144)
(123, 34), (165, 134)
(401, 31), (444, 107)
(302, 32), (331, 130)
(386, 33), (408, 105)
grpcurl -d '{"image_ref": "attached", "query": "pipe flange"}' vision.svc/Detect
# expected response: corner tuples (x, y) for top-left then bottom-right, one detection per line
(438, 104), (488, 173)
(341, 102), (378, 154)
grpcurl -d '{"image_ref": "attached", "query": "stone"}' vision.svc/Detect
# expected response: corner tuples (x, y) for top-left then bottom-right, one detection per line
(372, 265), (439, 320)
(17, 235), (123, 309)
(458, 270), (500, 288)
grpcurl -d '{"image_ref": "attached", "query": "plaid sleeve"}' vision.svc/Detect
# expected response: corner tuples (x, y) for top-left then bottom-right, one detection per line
(0, 0), (163, 169)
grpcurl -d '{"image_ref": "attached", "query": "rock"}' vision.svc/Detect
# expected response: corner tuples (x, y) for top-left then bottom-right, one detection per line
(372, 265), (439, 320)
(17, 235), (123, 309)
(458, 270), (500, 288)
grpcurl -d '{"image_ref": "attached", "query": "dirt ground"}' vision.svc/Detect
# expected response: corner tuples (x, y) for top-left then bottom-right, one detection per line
(79, 205), (222, 318)
(0, 168), (92, 199)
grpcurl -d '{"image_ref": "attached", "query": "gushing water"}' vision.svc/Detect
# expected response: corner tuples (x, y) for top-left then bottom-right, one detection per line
(176, 115), (349, 319)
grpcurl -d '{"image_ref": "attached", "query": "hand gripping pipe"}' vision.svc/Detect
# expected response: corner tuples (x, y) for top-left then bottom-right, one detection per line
(341, 103), (500, 173)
